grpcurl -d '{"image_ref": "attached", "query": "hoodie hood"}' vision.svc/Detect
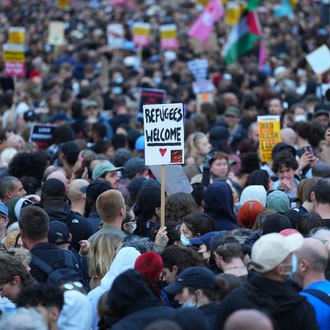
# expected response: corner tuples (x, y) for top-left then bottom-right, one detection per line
(107, 269), (161, 318)
(101, 247), (141, 289)
(240, 185), (267, 207)
(204, 182), (237, 229)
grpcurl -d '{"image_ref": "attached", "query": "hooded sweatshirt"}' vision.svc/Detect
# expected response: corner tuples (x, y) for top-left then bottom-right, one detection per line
(204, 182), (239, 231)
(107, 269), (175, 330)
(88, 247), (141, 330)
(215, 276), (318, 330)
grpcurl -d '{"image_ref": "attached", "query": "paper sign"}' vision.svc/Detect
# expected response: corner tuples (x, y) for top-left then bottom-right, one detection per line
(57, 0), (68, 9)
(187, 59), (208, 81)
(143, 103), (185, 166)
(107, 24), (125, 49)
(192, 80), (214, 94)
(8, 27), (25, 45)
(258, 115), (281, 162)
(306, 44), (330, 74)
(3, 44), (25, 77)
(29, 124), (57, 150)
(136, 88), (167, 124)
(160, 24), (178, 50)
(48, 21), (65, 45)
(149, 165), (193, 195)
(133, 22), (151, 47)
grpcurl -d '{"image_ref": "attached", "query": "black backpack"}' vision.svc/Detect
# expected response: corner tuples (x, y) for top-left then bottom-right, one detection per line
(31, 250), (88, 291)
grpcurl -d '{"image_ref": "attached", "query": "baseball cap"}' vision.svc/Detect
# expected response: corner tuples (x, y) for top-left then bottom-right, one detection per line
(50, 111), (75, 124)
(163, 266), (215, 295)
(314, 109), (330, 118)
(124, 157), (146, 179)
(83, 100), (98, 110)
(92, 162), (123, 180)
(24, 109), (40, 121)
(48, 221), (70, 245)
(189, 231), (218, 250)
(224, 106), (241, 117)
(80, 180), (112, 202)
(251, 232), (303, 273)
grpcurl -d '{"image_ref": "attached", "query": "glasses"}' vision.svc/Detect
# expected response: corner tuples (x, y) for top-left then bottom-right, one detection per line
(0, 282), (11, 297)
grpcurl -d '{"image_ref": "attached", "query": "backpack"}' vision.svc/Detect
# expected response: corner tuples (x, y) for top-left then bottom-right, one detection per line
(303, 288), (330, 305)
(31, 250), (89, 291)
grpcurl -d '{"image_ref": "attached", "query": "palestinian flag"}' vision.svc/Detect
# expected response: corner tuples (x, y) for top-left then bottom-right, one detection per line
(222, 11), (261, 65)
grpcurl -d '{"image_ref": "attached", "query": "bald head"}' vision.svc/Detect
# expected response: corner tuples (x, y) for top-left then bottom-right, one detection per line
(281, 127), (296, 147)
(224, 310), (274, 330)
(298, 237), (329, 273)
(67, 179), (89, 202)
(47, 170), (68, 187)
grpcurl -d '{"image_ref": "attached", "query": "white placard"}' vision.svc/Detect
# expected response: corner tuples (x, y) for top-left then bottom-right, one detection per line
(107, 24), (125, 49)
(143, 103), (184, 166)
(306, 44), (330, 74)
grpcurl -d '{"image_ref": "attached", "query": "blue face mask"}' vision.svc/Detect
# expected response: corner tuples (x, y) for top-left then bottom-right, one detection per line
(182, 299), (197, 309)
(282, 253), (298, 276)
(112, 86), (122, 95)
(153, 77), (162, 85)
(180, 233), (192, 247)
(115, 76), (124, 84)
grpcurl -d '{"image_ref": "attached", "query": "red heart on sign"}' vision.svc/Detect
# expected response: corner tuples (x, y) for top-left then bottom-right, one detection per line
(159, 148), (167, 157)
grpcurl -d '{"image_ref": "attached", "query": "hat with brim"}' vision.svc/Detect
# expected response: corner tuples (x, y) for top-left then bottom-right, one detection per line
(251, 232), (303, 273)
(163, 266), (215, 295)
(92, 162), (123, 180)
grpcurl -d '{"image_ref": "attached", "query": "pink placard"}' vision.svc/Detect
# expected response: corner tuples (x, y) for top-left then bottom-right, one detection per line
(4, 62), (26, 77)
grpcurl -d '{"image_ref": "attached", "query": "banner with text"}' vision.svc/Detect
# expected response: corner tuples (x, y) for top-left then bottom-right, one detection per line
(8, 27), (25, 45)
(29, 124), (57, 150)
(3, 43), (25, 77)
(257, 115), (281, 162)
(133, 22), (151, 47)
(143, 103), (184, 166)
(160, 24), (178, 50)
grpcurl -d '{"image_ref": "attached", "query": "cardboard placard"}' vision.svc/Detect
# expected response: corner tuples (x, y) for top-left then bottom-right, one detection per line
(8, 27), (25, 45)
(48, 21), (65, 45)
(306, 44), (330, 74)
(107, 24), (125, 49)
(3, 43), (25, 77)
(143, 103), (184, 166)
(258, 115), (281, 162)
(133, 22), (151, 47)
(160, 24), (178, 50)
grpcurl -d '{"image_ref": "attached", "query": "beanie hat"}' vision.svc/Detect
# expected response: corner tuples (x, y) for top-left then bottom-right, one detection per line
(134, 252), (163, 282)
(238, 200), (264, 229)
(6, 197), (34, 224)
(262, 213), (292, 235)
(42, 178), (66, 197)
(266, 190), (290, 213)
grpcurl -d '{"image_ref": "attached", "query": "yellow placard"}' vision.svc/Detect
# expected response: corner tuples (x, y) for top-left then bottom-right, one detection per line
(257, 116), (281, 162)
(8, 28), (25, 45)
(161, 30), (176, 38)
(133, 27), (150, 35)
(58, 0), (68, 9)
(225, 3), (242, 26)
(3, 44), (25, 62)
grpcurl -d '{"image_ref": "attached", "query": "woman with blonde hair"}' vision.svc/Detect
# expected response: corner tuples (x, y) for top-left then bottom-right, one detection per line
(185, 132), (212, 171)
(88, 233), (123, 290)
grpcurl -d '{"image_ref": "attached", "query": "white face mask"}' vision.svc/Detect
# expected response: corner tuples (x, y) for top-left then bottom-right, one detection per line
(125, 222), (137, 234)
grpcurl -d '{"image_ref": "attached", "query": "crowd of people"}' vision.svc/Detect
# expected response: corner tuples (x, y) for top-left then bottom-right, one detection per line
(0, 0), (330, 329)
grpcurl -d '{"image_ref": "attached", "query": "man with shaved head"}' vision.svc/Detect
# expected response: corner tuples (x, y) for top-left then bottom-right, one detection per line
(294, 237), (330, 330)
(224, 309), (274, 330)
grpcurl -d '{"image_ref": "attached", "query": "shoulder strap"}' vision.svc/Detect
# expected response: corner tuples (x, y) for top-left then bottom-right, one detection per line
(31, 255), (54, 275)
(303, 288), (330, 305)
(63, 250), (75, 268)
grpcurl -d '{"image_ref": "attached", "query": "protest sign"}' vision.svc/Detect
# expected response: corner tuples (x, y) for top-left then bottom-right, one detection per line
(48, 21), (65, 45)
(8, 27), (25, 45)
(133, 22), (151, 47)
(143, 103), (184, 166)
(136, 88), (167, 124)
(257, 115), (281, 162)
(29, 124), (57, 150)
(160, 24), (178, 50)
(306, 44), (330, 74)
(3, 44), (25, 77)
(107, 24), (125, 49)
